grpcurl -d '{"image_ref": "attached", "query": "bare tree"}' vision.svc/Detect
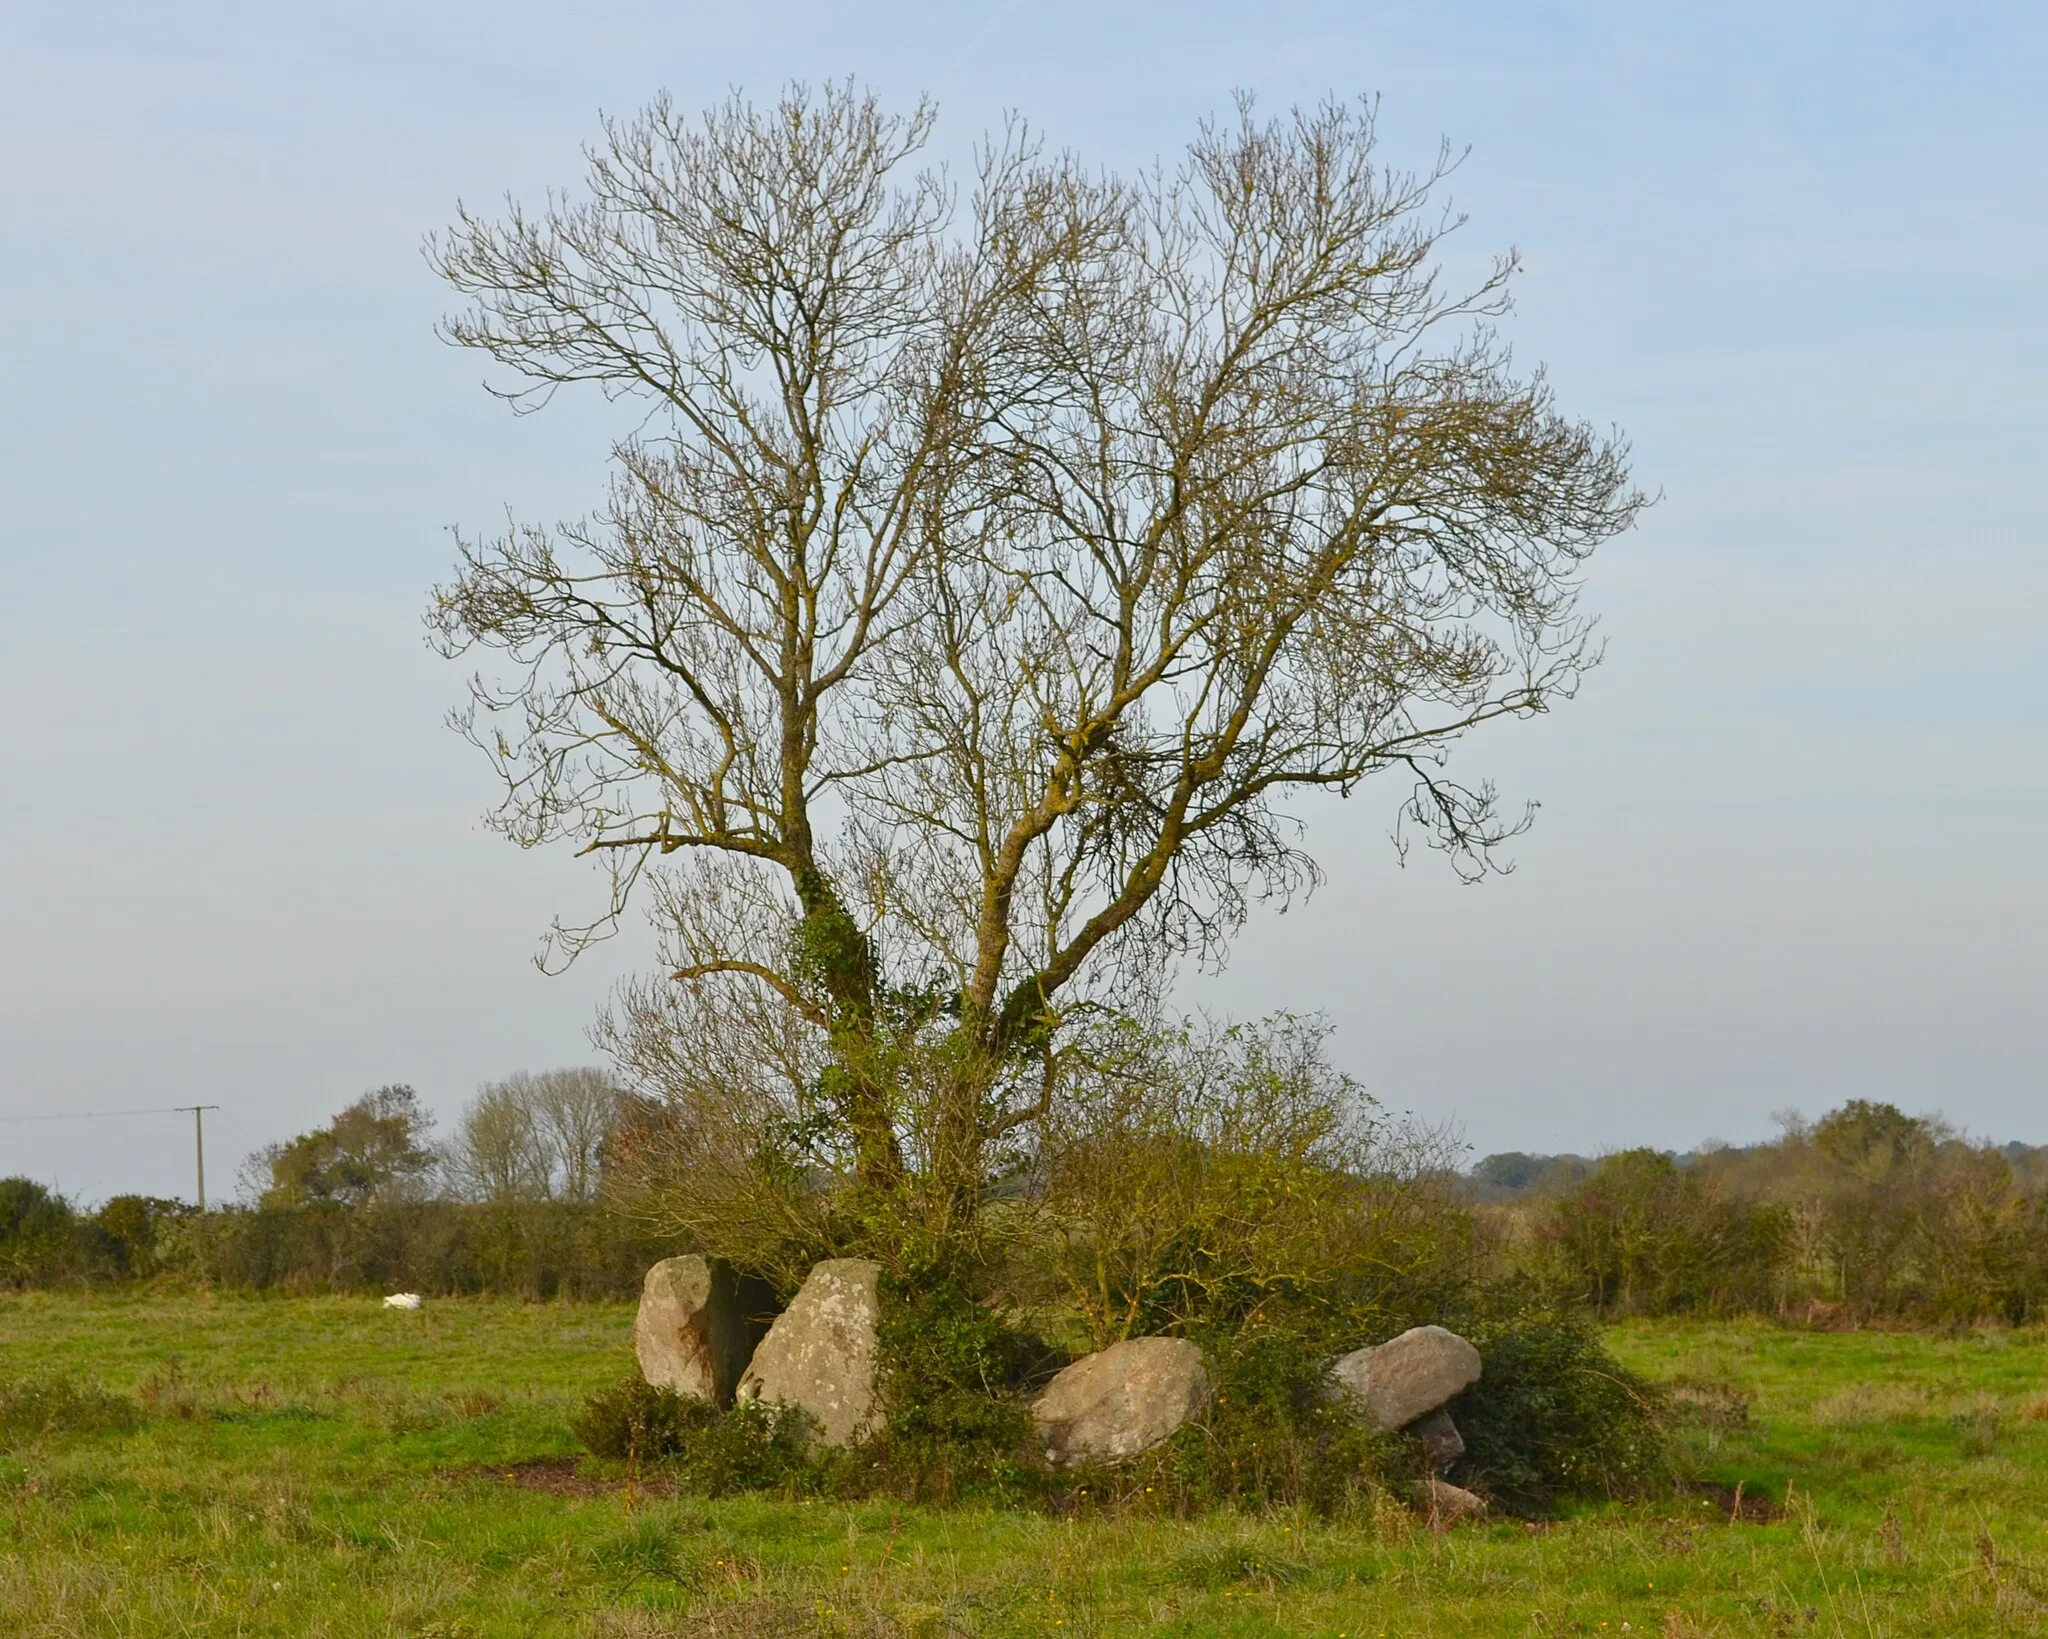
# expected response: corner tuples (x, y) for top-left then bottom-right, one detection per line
(529, 1067), (623, 1201)
(448, 1068), (623, 1203)
(429, 83), (1642, 1257)
(446, 1080), (548, 1203)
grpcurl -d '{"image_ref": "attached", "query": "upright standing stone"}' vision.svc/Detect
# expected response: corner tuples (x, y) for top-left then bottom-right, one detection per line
(1031, 1336), (1211, 1466)
(1329, 1325), (1482, 1431)
(735, 1258), (883, 1446)
(633, 1255), (771, 1405)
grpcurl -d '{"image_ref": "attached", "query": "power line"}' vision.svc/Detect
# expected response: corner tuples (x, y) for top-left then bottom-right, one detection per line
(0, 1106), (199, 1124)
(0, 1103), (225, 1210)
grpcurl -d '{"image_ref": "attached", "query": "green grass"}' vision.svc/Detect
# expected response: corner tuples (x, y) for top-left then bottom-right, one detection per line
(5, 1293), (2048, 1635)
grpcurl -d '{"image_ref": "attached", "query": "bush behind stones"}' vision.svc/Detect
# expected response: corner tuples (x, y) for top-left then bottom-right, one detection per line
(1448, 1302), (1669, 1509)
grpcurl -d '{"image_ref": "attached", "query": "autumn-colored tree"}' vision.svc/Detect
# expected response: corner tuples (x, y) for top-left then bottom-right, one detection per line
(250, 1085), (437, 1208)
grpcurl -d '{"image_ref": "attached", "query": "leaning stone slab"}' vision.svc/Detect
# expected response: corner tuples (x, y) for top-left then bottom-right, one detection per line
(736, 1258), (882, 1446)
(1407, 1407), (1465, 1471)
(634, 1255), (771, 1405)
(1032, 1336), (1210, 1467)
(1330, 1324), (1482, 1431)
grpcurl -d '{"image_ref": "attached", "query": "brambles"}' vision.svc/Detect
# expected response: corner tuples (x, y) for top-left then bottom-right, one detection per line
(571, 1376), (696, 1461)
(1449, 1307), (1668, 1508)
(1147, 1321), (1415, 1516)
(865, 1264), (1041, 1500)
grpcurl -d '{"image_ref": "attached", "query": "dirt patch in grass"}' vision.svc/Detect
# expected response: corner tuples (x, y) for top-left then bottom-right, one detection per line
(1677, 1478), (1785, 1524)
(449, 1456), (672, 1499)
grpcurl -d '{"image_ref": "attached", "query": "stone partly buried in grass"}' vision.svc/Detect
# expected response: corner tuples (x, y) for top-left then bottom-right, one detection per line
(735, 1258), (884, 1446)
(1421, 1475), (1488, 1523)
(1031, 1336), (1212, 1467)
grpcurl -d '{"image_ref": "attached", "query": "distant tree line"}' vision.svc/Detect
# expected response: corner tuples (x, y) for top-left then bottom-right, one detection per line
(236, 1070), (636, 1210)
(1469, 1102), (2048, 1325)
(8, 1078), (2045, 1327)
(0, 1069), (670, 1299)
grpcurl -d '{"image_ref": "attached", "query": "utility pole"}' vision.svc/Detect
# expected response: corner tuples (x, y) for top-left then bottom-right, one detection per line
(176, 1106), (220, 1210)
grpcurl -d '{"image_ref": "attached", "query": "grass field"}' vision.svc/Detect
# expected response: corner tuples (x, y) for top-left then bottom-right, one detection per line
(5, 1293), (2048, 1635)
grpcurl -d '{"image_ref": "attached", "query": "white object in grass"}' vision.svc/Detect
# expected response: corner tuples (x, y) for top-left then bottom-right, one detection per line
(383, 1292), (424, 1310)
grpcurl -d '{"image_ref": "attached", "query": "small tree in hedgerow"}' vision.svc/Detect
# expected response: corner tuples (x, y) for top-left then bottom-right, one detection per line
(428, 82), (1642, 1279)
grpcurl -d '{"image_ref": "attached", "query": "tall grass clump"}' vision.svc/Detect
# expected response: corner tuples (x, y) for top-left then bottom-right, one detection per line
(0, 1375), (140, 1444)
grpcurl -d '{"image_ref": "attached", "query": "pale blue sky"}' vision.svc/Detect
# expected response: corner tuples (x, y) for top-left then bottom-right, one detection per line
(3, 1), (2043, 1202)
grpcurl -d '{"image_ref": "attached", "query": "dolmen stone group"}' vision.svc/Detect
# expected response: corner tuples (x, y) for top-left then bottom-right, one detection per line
(632, 1255), (1487, 1511)
(635, 1255), (881, 1443)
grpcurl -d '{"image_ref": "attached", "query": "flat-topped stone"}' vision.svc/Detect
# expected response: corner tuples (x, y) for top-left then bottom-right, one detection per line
(1330, 1324), (1481, 1431)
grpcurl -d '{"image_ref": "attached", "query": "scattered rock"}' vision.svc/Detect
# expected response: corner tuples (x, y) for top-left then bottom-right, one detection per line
(1032, 1336), (1210, 1466)
(1408, 1407), (1465, 1471)
(634, 1255), (773, 1405)
(1420, 1475), (1487, 1525)
(736, 1258), (882, 1445)
(1330, 1325), (1482, 1431)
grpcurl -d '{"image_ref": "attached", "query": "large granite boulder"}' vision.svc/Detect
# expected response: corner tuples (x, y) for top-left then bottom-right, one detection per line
(1330, 1325), (1481, 1432)
(633, 1255), (774, 1405)
(1031, 1336), (1210, 1467)
(735, 1258), (882, 1446)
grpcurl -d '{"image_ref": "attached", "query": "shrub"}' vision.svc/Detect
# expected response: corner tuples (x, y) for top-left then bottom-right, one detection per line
(865, 1263), (1041, 1501)
(1034, 1015), (1472, 1348)
(0, 1179), (81, 1286)
(1539, 1149), (1787, 1316)
(571, 1375), (699, 1461)
(1146, 1320), (1413, 1516)
(1110, 1306), (1668, 1519)
(1450, 1305), (1668, 1509)
(570, 1376), (816, 1496)
(88, 1195), (187, 1280)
